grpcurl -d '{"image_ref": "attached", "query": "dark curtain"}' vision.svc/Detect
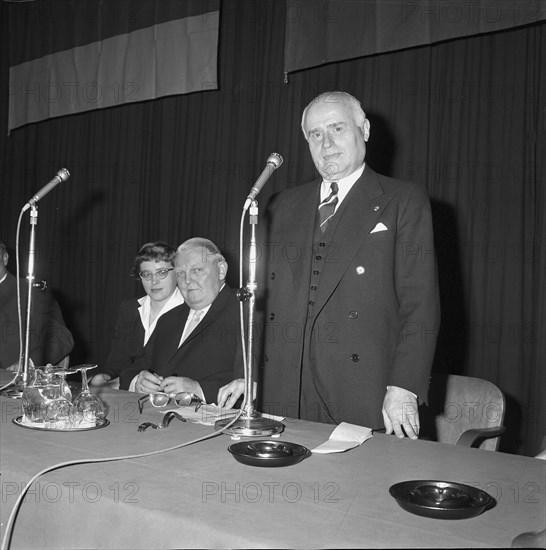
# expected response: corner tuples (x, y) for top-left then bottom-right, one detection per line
(1, 1), (543, 456)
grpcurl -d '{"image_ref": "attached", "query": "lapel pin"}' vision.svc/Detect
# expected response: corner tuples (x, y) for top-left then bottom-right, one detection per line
(356, 266), (365, 275)
(373, 206), (379, 211)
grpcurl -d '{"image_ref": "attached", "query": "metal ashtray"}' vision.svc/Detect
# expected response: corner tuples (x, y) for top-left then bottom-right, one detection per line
(389, 480), (496, 519)
(228, 440), (310, 467)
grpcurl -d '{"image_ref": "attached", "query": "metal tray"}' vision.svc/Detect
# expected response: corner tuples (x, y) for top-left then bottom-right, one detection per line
(228, 440), (310, 467)
(13, 416), (109, 432)
(389, 480), (495, 519)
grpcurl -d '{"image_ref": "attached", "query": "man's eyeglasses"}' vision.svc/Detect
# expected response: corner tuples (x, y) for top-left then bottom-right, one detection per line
(138, 391), (203, 413)
(138, 268), (174, 281)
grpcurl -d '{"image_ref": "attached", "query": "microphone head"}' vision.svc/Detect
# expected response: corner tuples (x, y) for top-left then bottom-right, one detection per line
(267, 153), (283, 169)
(57, 168), (70, 181)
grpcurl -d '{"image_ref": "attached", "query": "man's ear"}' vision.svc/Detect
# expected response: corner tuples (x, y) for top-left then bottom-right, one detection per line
(218, 260), (228, 281)
(363, 118), (371, 142)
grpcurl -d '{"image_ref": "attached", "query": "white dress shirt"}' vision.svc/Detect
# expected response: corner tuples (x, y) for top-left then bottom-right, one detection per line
(178, 304), (211, 347)
(320, 163), (365, 212)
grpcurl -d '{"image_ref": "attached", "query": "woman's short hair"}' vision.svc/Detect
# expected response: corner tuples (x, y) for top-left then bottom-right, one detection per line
(130, 241), (177, 278)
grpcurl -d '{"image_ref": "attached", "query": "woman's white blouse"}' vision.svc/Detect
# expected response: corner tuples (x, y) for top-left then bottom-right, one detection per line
(137, 287), (184, 345)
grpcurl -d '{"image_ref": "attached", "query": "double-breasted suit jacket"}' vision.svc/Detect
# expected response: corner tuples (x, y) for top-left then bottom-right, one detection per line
(259, 166), (440, 428)
(119, 285), (243, 403)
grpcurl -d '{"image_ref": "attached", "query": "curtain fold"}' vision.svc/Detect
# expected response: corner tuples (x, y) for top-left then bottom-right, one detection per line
(0, 1), (543, 456)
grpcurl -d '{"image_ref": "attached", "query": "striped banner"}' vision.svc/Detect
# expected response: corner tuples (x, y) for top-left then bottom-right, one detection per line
(8, 0), (220, 132)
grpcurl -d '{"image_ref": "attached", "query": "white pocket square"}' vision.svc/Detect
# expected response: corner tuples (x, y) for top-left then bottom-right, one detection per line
(370, 222), (388, 233)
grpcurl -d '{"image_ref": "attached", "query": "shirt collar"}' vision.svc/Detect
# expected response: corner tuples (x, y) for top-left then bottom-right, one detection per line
(188, 283), (225, 317)
(137, 286), (184, 313)
(320, 163), (366, 203)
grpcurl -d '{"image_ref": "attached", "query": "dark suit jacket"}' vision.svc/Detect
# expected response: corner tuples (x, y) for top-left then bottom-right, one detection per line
(259, 166), (440, 428)
(119, 285), (243, 403)
(0, 272), (74, 369)
(99, 297), (152, 380)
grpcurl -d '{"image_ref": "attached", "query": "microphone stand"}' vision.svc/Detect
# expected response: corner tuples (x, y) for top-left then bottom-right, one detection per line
(22, 205), (38, 385)
(7, 206), (38, 397)
(2, 169), (69, 398)
(215, 200), (284, 437)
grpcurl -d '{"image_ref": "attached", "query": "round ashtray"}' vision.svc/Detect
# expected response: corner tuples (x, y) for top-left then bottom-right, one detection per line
(228, 440), (310, 467)
(389, 480), (495, 520)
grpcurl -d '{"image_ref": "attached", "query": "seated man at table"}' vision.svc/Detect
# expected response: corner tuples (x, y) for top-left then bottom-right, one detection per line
(0, 240), (74, 370)
(119, 238), (243, 404)
(90, 241), (184, 389)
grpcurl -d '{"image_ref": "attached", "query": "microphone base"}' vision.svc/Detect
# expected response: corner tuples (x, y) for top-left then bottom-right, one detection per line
(215, 411), (284, 438)
(0, 377), (26, 399)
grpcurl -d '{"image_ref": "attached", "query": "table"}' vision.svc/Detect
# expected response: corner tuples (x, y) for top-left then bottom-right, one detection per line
(1, 375), (544, 549)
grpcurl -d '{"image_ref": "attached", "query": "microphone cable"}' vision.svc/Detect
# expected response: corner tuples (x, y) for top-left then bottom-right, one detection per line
(1, 408), (243, 550)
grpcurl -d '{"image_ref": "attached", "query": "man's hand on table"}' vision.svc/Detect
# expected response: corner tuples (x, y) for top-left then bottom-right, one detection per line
(382, 386), (420, 439)
(217, 379), (256, 409)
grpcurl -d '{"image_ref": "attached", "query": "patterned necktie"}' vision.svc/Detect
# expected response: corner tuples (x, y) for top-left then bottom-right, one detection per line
(318, 181), (339, 233)
(180, 309), (204, 345)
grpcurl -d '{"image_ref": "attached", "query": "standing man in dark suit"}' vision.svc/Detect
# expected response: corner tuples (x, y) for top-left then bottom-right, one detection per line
(119, 238), (242, 404)
(255, 91), (440, 437)
(0, 240), (74, 369)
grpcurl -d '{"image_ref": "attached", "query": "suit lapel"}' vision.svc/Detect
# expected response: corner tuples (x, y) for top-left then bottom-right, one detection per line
(157, 304), (189, 367)
(312, 167), (394, 315)
(174, 285), (230, 350)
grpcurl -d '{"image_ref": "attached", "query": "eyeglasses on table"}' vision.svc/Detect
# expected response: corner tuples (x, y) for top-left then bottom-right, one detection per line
(138, 391), (203, 414)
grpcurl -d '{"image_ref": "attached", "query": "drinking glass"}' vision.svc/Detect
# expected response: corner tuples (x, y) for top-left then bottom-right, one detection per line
(21, 364), (76, 426)
(38, 364), (73, 400)
(71, 364), (106, 425)
(51, 369), (73, 401)
(42, 367), (74, 428)
(22, 383), (61, 423)
(44, 397), (75, 429)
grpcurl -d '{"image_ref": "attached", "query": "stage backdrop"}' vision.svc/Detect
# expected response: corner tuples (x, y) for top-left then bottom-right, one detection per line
(8, 0), (219, 132)
(0, 0), (544, 457)
(285, 0), (546, 74)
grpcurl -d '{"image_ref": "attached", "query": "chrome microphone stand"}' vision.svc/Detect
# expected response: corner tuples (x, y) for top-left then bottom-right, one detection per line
(7, 205), (38, 397)
(2, 168), (70, 398)
(22, 205), (38, 385)
(215, 200), (284, 437)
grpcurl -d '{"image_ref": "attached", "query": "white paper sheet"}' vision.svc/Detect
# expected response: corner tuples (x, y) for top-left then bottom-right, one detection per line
(311, 422), (373, 453)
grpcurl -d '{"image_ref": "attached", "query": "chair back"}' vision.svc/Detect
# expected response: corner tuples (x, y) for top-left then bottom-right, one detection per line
(419, 373), (505, 451)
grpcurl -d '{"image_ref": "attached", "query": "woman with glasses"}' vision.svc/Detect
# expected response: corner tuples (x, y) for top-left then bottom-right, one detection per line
(90, 242), (184, 388)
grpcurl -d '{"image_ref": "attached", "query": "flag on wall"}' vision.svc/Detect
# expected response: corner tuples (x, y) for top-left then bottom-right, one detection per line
(285, 0), (546, 75)
(8, 0), (220, 133)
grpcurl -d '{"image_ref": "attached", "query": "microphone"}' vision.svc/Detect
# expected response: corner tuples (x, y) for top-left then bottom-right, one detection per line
(244, 153), (283, 209)
(22, 168), (70, 212)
